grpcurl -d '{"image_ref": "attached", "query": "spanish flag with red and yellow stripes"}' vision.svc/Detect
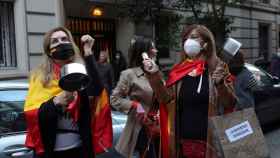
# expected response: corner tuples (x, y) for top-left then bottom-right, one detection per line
(24, 74), (61, 154)
(160, 59), (206, 158)
(160, 102), (177, 158)
(91, 88), (113, 153)
(24, 74), (112, 155)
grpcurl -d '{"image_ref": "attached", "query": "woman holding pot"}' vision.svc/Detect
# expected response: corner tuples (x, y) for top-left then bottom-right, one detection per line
(24, 27), (112, 158)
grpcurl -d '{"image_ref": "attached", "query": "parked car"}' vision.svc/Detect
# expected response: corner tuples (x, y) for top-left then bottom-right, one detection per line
(0, 79), (127, 158)
(245, 63), (280, 126)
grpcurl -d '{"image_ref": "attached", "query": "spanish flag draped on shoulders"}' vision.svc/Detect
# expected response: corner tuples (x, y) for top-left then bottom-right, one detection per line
(24, 73), (61, 154)
(24, 55), (113, 157)
(159, 59), (205, 158)
(148, 57), (235, 158)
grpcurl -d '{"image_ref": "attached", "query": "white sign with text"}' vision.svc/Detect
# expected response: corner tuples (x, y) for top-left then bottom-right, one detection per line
(225, 121), (253, 143)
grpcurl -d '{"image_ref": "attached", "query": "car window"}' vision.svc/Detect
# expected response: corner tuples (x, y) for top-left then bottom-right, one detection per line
(0, 90), (27, 134)
(246, 64), (272, 87)
(112, 111), (127, 125)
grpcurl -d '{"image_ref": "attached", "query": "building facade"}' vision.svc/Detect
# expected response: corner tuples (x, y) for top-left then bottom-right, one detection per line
(0, 0), (279, 78)
(0, 0), (64, 78)
(227, 0), (280, 63)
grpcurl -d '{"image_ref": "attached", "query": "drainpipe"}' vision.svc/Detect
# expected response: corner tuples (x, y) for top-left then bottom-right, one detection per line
(55, 0), (66, 26)
(277, 2), (280, 51)
(249, 1), (253, 63)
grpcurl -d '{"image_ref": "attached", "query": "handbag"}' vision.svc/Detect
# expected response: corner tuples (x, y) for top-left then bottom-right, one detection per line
(209, 107), (270, 158)
(143, 111), (160, 138)
(144, 93), (161, 138)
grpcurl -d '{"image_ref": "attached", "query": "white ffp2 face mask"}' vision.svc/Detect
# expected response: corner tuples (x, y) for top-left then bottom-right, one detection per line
(184, 39), (202, 57)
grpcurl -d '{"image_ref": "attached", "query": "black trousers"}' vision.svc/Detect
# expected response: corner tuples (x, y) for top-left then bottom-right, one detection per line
(34, 147), (84, 158)
(135, 128), (160, 158)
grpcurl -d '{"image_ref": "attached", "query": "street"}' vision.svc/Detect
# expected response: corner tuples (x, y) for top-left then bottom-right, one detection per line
(98, 124), (280, 158)
(265, 124), (280, 158)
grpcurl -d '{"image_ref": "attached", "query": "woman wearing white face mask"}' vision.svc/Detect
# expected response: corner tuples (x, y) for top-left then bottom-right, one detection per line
(143, 25), (236, 158)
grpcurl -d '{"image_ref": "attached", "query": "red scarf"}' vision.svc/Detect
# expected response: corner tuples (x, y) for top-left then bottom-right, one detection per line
(67, 92), (80, 122)
(166, 59), (205, 87)
(53, 63), (61, 80)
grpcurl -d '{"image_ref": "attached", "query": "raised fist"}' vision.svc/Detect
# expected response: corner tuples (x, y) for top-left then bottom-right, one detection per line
(81, 35), (95, 56)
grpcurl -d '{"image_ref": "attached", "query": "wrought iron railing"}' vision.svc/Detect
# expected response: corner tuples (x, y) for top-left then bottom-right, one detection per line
(0, 1), (17, 69)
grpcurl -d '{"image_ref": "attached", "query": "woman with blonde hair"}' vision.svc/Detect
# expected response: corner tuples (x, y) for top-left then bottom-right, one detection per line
(143, 25), (236, 158)
(24, 27), (111, 158)
(38, 27), (83, 86)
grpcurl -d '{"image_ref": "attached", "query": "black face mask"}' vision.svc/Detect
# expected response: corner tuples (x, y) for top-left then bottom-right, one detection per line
(49, 43), (75, 60)
(229, 66), (244, 76)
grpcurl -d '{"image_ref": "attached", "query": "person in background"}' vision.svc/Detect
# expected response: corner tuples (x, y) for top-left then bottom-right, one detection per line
(96, 50), (114, 94)
(110, 36), (160, 158)
(270, 47), (280, 78)
(24, 27), (112, 158)
(143, 24), (236, 158)
(112, 50), (127, 87)
(228, 50), (258, 110)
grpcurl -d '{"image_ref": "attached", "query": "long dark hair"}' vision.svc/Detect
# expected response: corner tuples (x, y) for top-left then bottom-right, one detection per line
(228, 50), (245, 67)
(128, 36), (154, 68)
(113, 50), (126, 63)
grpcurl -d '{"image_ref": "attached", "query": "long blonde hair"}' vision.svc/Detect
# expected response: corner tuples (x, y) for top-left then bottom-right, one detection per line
(181, 24), (218, 72)
(32, 27), (82, 87)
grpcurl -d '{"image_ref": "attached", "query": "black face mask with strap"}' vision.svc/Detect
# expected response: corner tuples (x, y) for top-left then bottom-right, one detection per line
(229, 66), (244, 76)
(49, 43), (75, 60)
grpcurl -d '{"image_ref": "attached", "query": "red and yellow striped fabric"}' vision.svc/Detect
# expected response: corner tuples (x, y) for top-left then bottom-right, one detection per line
(24, 74), (62, 155)
(91, 88), (113, 153)
(160, 101), (176, 158)
(24, 74), (113, 155)
(161, 59), (206, 158)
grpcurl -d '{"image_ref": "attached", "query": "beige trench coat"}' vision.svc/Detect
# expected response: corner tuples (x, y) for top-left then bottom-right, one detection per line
(110, 67), (154, 158)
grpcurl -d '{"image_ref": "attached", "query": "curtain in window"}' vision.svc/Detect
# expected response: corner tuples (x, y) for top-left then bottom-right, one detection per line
(0, 1), (16, 68)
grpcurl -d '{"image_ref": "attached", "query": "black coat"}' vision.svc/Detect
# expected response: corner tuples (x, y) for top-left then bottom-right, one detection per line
(38, 55), (103, 158)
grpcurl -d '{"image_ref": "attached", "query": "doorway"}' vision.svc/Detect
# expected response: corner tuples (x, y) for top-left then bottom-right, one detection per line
(66, 17), (116, 61)
(258, 23), (270, 60)
(255, 23), (271, 71)
(277, 25), (280, 48)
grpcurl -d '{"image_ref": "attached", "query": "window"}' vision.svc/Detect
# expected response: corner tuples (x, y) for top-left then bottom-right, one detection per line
(258, 23), (270, 61)
(155, 13), (181, 59)
(0, 89), (27, 134)
(278, 25), (280, 48)
(246, 64), (273, 87)
(0, 1), (17, 68)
